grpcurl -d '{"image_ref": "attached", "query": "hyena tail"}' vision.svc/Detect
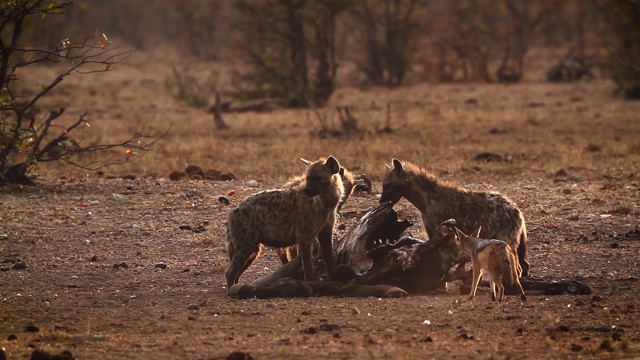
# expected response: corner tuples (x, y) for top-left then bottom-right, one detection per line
(517, 222), (530, 277)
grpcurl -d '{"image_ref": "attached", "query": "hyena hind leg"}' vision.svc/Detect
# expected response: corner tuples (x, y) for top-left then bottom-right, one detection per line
(225, 247), (260, 290)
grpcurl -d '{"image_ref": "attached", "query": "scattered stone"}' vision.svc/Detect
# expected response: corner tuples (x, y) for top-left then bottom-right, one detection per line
(227, 351), (253, 360)
(122, 174), (136, 181)
(585, 144), (601, 152)
(562, 188), (572, 194)
(599, 339), (614, 352)
(185, 189), (200, 198)
(464, 98), (478, 105)
(472, 152), (511, 162)
(567, 213), (580, 221)
(185, 165), (206, 179)
(179, 225), (193, 231)
(7, 334), (17, 340)
(88, 255), (98, 262)
(245, 180), (258, 187)
(351, 307), (360, 315)
(337, 224), (346, 231)
(205, 169), (222, 180)
(555, 168), (568, 177)
(12, 261), (27, 270)
(610, 242), (620, 249)
(591, 295), (602, 302)
(420, 336), (433, 342)
(570, 344), (583, 352)
(24, 325), (40, 333)
(0, 234), (8, 240)
(556, 325), (570, 332)
(112, 262), (129, 269)
(569, 174), (585, 182)
(155, 263), (167, 269)
(30, 349), (75, 360)
(219, 173), (236, 181)
(186, 304), (199, 311)
(301, 327), (317, 334)
(169, 171), (186, 181)
(218, 196), (230, 205)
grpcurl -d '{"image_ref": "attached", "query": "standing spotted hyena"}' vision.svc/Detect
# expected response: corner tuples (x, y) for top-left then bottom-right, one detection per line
(225, 156), (344, 291)
(276, 163), (361, 264)
(379, 158), (530, 277)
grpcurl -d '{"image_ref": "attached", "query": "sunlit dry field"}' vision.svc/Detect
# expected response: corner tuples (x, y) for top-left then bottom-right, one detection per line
(1, 50), (639, 359)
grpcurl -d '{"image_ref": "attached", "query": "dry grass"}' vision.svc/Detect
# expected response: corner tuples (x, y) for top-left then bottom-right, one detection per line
(17, 50), (640, 184)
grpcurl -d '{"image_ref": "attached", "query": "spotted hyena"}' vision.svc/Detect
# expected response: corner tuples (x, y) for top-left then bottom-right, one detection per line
(379, 158), (530, 277)
(225, 156), (344, 291)
(276, 162), (362, 264)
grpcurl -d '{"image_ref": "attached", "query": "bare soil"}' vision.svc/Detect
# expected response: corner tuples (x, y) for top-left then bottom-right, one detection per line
(1, 52), (640, 359)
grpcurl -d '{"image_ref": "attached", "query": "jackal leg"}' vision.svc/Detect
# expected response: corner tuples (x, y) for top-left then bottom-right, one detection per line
(469, 263), (483, 300)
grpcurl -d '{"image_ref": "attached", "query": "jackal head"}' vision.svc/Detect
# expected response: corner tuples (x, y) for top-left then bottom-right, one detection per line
(454, 226), (482, 250)
(301, 156), (341, 197)
(379, 158), (408, 204)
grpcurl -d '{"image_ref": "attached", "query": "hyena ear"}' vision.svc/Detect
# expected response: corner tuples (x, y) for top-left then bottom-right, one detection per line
(325, 156), (341, 174)
(471, 226), (482, 238)
(392, 158), (404, 172)
(339, 167), (345, 177)
(300, 158), (313, 166)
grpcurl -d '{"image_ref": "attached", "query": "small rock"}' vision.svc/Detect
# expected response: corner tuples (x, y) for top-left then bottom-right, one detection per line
(155, 263), (167, 269)
(337, 224), (346, 231)
(88, 255), (98, 262)
(112, 262), (129, 269)
(122, 174), (136, 181)
(30, 350), (74, 360)
(567, 213), (580, 221)
(591, 295), (602, 302)
(420, 336), (433, 342)
(169, 171), (186, 181)
(218, 196), (230, 205)
(562, 188), (572, 194)
(7, 334), (17, 340)
(570, 344), (583, 352)
(179, 225), (192, 231)
(186, 304), (199, 311)
(585, 144), (601, 152)
(0, 234), (8, 240)
(555, 168), (568, 177)
(569, 174), (585, 182)
(631, 181), (638, 187)
(351, 307), (360, 315)
(219, 173), (236, 181)
(227, 351), (253, 360)
(185, 190), (200, 198)
(556, 325), (570, 332)
(245, 180), (259, 187)
(12, 261), (27, 270)
(610, 242), (620, 249)
(524, 185), (536, 190)
(24, 325), (39, 333)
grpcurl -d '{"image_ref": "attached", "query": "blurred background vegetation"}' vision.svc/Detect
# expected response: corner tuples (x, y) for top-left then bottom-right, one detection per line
(18, 0), (640, 106)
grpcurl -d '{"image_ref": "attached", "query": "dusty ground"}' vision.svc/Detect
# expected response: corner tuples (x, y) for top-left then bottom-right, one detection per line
(1, 169), (639, 359)
(2, 49), (640, 359)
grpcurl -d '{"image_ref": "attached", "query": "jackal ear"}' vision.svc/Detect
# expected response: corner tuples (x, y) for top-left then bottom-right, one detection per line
(300, 158), (313, 166)
(471, 226), (482, 238)
(455, 227), (466, 240)
(325, 156), (340, 174)
(392, 158), (404, 172)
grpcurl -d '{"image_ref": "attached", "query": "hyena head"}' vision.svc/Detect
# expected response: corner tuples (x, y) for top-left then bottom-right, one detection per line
(379, 158), (409, 204)
(301, 156), (341, 197)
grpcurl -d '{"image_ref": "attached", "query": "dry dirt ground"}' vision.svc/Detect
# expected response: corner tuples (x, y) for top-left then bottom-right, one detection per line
(1, 171), (639, 359)
(2, 50), (640, 359)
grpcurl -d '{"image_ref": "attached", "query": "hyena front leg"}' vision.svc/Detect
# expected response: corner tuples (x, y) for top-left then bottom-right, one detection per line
(225, 244), (260, 290)
(318, 225), (337, 279)
(298, 240), (315, 281)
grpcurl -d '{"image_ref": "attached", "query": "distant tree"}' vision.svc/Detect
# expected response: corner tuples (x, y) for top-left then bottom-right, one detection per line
(597, 0), (640, 96)
(349, 0), (420, 87)
(233, 0), (351, 107)
(0, 0), (168, 185)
